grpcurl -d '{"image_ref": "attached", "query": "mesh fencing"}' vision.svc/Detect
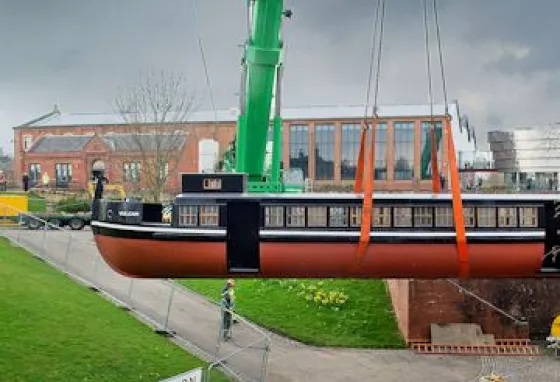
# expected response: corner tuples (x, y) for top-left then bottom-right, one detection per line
(0, 202), (271, 382)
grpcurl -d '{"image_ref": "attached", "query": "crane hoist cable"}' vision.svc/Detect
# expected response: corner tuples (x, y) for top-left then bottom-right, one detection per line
(433, 0), (449, 113)
(356, 0), (385, 262)
(422, 0), (441, 193)
(190, 0), (219, 139)
(355, 0), (381, 194)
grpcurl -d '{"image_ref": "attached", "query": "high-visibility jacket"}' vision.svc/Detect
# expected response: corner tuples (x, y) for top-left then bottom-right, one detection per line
(42, 173), (50, 186)
(221, 287), (235, 310)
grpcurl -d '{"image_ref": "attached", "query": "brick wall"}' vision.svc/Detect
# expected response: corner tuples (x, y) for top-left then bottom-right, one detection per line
(387, 279), (560, 343)
(386, 279), (410, 340)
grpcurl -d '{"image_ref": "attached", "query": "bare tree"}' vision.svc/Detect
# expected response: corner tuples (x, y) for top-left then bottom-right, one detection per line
(113, 70), (197, 202)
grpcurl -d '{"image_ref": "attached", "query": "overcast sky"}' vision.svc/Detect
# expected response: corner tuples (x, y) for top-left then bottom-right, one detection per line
(0, 0), (558, 155)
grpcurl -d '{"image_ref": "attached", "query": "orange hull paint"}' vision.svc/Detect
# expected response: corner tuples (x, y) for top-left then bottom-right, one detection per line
(94, 234), (545, 279)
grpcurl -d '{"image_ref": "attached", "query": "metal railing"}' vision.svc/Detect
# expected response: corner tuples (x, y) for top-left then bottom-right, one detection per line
(0, 202), (271, 382)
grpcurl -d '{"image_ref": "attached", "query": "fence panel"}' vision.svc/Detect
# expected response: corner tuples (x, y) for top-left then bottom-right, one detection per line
(0, 201), (271, 382)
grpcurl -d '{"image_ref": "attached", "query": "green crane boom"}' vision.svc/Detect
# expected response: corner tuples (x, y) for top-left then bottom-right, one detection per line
(233, 0), (289, 193)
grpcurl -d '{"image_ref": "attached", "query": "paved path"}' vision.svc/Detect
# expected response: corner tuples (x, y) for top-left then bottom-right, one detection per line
(2, 229), (557, 382)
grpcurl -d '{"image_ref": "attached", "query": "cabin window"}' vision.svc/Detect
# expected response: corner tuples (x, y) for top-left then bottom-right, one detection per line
(463, 207), (475, 227)
(265, 206), (284, 227)
(519, 207), (538, 228)
(477, 207), (496, 227)
(308, 206), (327, 227)
(372, 207), (391, 227)
(498, 207), (517, 228)
(393, 207), (412, 227)
(349, 206), (362, 227)
(199, 205), (219, 227)
(435, 207), (453, 227)
(286, 206), (305, 227)
(329, 207), (348, 227)
(414, 207), (433, 228)
(178, 205), (198, 227)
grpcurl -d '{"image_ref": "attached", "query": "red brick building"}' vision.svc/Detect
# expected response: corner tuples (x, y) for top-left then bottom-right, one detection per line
(13, 102), (476, 192)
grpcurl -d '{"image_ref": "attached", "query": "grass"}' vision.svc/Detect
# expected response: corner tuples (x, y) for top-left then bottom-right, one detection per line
(180, 278), (405, 348)
(0, 238), (228, 382)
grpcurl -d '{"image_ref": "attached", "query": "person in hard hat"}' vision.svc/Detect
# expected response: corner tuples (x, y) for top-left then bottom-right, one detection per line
(221, 279), (236, 341)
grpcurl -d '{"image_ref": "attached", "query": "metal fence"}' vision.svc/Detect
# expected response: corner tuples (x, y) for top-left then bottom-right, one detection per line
(0, 202), (271, 382)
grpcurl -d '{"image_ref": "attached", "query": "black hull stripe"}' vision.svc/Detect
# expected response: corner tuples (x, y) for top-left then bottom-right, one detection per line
(92, 226), (543, 244)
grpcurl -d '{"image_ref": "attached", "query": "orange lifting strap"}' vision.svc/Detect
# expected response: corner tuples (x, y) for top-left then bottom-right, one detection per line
(354, 120), (368, 193)
(430, 124), (441, 193)
(445, 116), (469, 278)
(356, 120), (376, 260)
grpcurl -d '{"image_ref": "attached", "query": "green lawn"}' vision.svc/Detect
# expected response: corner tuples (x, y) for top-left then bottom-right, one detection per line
(0, 238), (228, 382)
(180, 278), (405, 348)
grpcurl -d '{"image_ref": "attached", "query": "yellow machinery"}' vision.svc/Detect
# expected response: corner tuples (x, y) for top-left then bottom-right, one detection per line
(87, 181), (126, 200)
(0, 194), (28, 226)
(552, 314), (560, 337)
(0, 194), (28, 216)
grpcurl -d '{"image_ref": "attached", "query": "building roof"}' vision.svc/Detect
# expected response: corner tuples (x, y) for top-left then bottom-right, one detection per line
(29, 134), (94, 153)
(27, 132), (187, 153)
(101, 133), (187, 152)
(16, 101), (477, 153)
(15, 103), (460, 129)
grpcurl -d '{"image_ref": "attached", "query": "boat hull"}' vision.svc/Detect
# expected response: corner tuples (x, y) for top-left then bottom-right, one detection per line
(93, 232), (546, 279)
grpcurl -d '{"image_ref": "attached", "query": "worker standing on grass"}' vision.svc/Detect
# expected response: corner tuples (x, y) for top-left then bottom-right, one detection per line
(221, 279), (236, 341)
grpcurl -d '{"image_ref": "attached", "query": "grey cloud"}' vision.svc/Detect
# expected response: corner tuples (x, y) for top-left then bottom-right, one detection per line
(0, 0), (559, 155)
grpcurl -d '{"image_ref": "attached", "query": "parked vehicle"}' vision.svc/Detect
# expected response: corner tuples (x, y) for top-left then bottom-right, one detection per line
(19, 212), (91, 230)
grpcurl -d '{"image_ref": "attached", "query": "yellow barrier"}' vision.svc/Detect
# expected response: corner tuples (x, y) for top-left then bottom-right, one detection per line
(0, 195), (29, 216)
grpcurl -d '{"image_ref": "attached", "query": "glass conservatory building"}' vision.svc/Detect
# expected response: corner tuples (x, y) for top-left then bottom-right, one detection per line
(487, 125), (560, 191)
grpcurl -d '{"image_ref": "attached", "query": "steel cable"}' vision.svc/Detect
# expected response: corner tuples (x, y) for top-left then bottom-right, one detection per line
(190, 0), (219, 130)
(363, 0), (381, 120)
(433, 0), (449, 114)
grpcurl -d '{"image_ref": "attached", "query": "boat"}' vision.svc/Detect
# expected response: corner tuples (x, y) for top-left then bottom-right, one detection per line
(91, 173), (560, 279)
(91, 1), (560, 279)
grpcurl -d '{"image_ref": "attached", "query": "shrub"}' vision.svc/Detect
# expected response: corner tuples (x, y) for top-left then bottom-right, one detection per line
(297, 281), (349, 310)
(56, 197), (91, 213)
(257, 278), (350, 311)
